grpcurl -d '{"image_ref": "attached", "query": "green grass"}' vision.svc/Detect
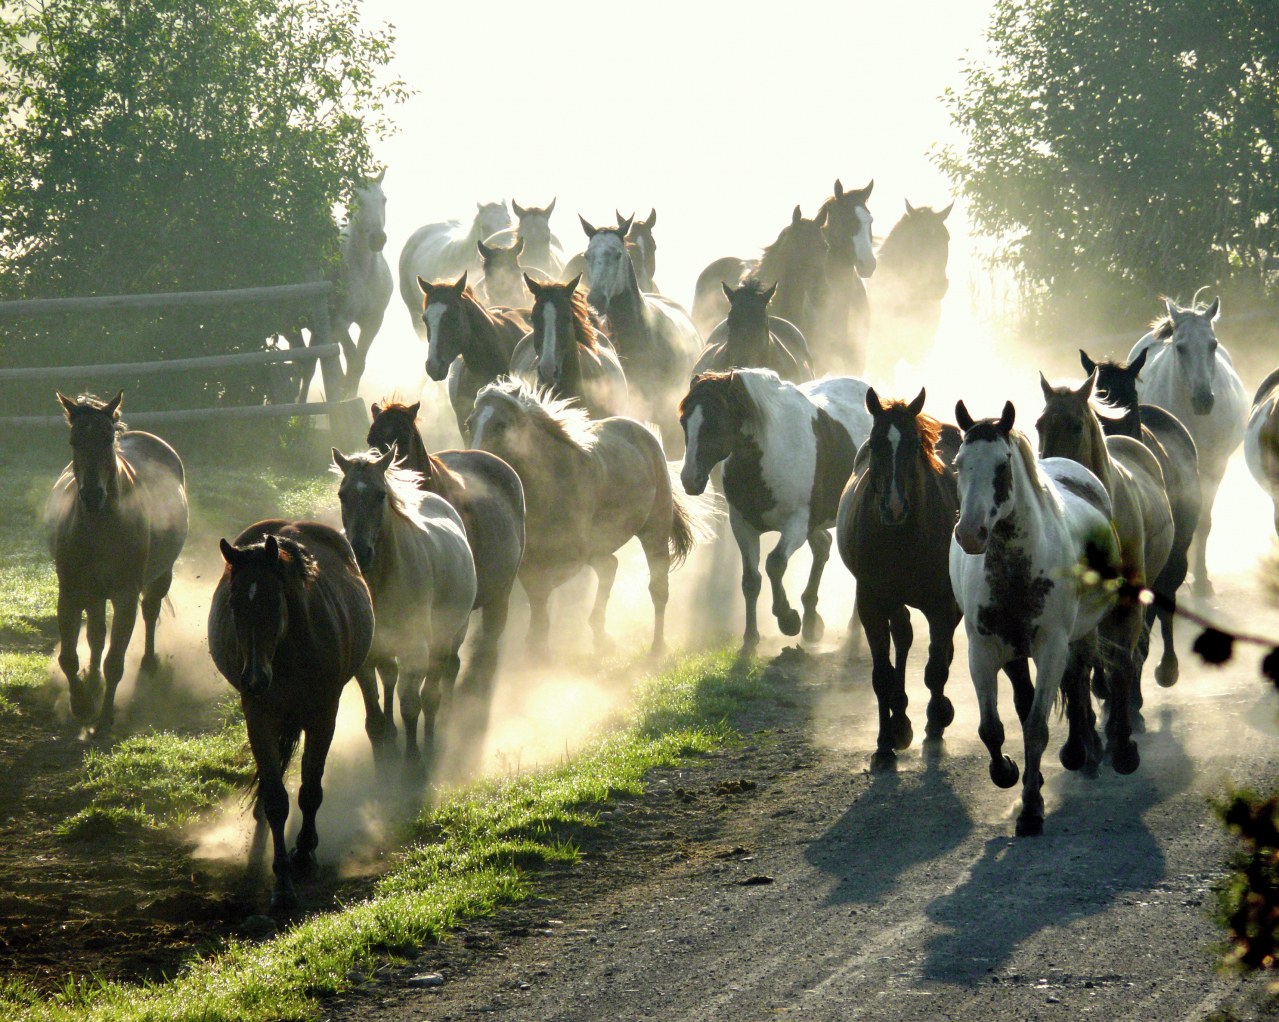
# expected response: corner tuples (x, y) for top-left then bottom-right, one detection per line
(1, 649), (776, 1022)
(0, 651), (53, 714)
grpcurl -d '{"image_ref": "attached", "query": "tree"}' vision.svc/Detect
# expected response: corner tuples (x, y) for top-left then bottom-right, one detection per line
(936, 0), (1279, 332)
(0, 0), (404, 407)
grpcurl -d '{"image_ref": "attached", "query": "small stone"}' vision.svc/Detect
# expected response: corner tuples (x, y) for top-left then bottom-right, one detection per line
(1047, 995), (1061, 1004)
(407, 972), (444, 988)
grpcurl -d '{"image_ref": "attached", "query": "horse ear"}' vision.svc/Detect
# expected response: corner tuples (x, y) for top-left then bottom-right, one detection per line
(1039, 372), (1054, 401)
(523, 272), (543, 295)
(104, 391), (123, 418)
(763, 282), (777, 303)
(264, 535), (279, 561)
(1079, 349), (1096, 375)
(645, 208), (656, 227)
(792, 205), (803, 225)
(477, 239), (492, 259)
(905, 199), (917, 215)
(579, 214), (598, 238)
(907, 388), (926, 417)
(512, 199), (527, 218)
(815, 205), (829, 227)
(998, 401), (1015, 434)
(616, 213), (634, 237)
(370, 402), (383, 419)
(566, 273), (582, 293)
(1076, 371), (1096, 401)
(219, 538), (240, 566)
(862, 179), (874, 199)
(833, 179), (844, 198)
(407, 401), (421, 419)
(513, 236), (525, 256)
(56, 391), (77, 417)
(1206, 296), (1221, 320)
(416, 275), (431, 296)
(453, 271), (468, 294)
(372, 167), (385, 184)
(331, 447), (351, 473)
(865, 387), (883, 417)
(545, 197), (556, 216)
(615, 209), (630, 228)
(938, 200), (954, 220)
(374, 444), (396, 472)
(1129, 347), (1148, 376)
(721, 281), (735, 302)
(1164, 298), (1179, 322)
(955, 401), (975, 433)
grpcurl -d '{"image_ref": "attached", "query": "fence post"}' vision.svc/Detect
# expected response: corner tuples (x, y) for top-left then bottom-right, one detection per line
(310, 290), (345, 402)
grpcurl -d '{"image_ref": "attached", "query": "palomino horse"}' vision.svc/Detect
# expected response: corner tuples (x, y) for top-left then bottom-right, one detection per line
(1082, 348), (1202, 687)
(581, 215), (701, 442)
(510, 274), (628, 418)
(1037, 373), (1173, 759)
(46, 392), (188, 735)
(950, 401), (1120, 836)
(332, 171), (393, 397)
(418, 273), (532, 440)
(1246, 366), (1279, 535)
(693, 279), (813, 382)
(868, 199), (952, 363)
(836, 389), (962, 769)
(209, 523), (374, 911)
(398, 201), (512, 339)
(814, 179), (876, 374)
(366, 400), (526, 723)
(468, 378), (713, 656)
(333, 447), (477, 763)
(1127, 297), (1247, 595)
(678, 369), (871, 652)
(483, 199), (565, 276)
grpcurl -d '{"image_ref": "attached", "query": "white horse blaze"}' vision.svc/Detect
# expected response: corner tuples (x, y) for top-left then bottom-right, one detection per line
(541, 304), (559, 378)
(680, 406), (705, 490)
(854, 208), (876, 274)
(887, 424), (903, 514)
(470, 406), (495, 448)
(424, 303), (446, 343)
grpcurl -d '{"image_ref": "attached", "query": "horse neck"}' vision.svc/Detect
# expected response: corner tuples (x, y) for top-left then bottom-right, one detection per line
(992, 442), (1054, 551)
(599, 268), (648, 344)
(341, 225), (376, 276)
(725, 314), (771, 367)
(1099, 402), (1142, 440)
(367, 497), (414, 593)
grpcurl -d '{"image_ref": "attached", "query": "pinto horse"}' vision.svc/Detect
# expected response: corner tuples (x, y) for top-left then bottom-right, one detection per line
(1081, 348), (1201, 688)
(1127, 297), (1247, 595)
(333, 447), (477, 763)
(209, 522), (374, 911)
(366, 400), (526, 721)
(418, 273), (531, 440)
(693, 279), (813, 382)
(836, 389), (961, 769)
(678, 369), (871, 652)
(950, 401), (1120, 835)
(510, 274), (628, 418)
(46, 392), (188, 735)
(468, 378), (713, 656)
(1246, 366), (1279, 535)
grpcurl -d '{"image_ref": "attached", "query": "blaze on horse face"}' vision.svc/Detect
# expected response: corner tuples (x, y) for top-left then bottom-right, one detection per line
(527, 274), (584, 389)
(58, 391), (123, 513)
(417, 273), (469, 380)
(678, 374), (747, 496)
(219, 535), (289, 698)
(953, 400), (1016, 555)
(864, 387), (928, 526)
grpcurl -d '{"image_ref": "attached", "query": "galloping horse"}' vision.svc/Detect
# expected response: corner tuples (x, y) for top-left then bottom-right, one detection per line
(581, 215), (701, 441)
(950, 401), (1120, 836)
(678, 369), (871, 652)
(693, 279), (813, 382)
(418, 273), (531, 439)
(815, 179), (876, 374)
(468, 378), (713, 656)
(333, 448), (477, 763)
(47, 392), (188, 735)
(332, 171), (393, 397)
(1082, 348), (1201, 687)
(210, 523), (374, 911)
(1037, 373), (1173, 755)
(836, 389), (961, 769)
(399, 202), (512, 339)
(511, 275), (628, 418)
(367, 400), (526, 718)
(483, 199), (565, 276)
(868, 199), (952, 361)
(1246, 366), (1279, 535)
(1127, 297), (1247, 595)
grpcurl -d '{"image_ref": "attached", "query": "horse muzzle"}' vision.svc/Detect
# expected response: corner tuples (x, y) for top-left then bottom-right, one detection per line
(879, 498), (908, 526)
(681, 466), (709, 497)
(425, 356), (450, 382)
(954, 522), (989, 555)
(370, 230), (388, 253)
(78, 486), (108, 512)
(351, 542), (375, 575)
(1192, 392), (1215, 416)
(240, 662), (273, 698)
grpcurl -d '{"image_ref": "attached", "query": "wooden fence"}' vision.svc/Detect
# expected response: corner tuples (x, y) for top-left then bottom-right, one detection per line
(0, 281), (365, 436)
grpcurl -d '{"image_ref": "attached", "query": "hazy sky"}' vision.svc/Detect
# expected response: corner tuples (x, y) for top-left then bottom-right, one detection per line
(361, 0), (994, 310)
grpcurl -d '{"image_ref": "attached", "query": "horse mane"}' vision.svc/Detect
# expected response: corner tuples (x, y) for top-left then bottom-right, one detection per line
(476, 376), (600, 454)
(228, 535), (319, 588)
(1150, 293), (1215, 340)
(330, 450), (437, 531)
(66, 393), (127, 434)
(679, 370), (765, 429)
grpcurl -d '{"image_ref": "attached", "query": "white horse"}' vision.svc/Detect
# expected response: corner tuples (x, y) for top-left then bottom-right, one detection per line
(1245, 367), (1279, 535)
(950, 401), (1120, 837)
(1127, 297), (1247, 595)
(330, 171), (393, 396)
(398, 201), (512, 340)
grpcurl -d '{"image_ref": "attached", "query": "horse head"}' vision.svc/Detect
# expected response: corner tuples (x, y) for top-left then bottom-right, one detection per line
(1081, 348), (1146, 414)
(822, 178), (876, 277)
(624, 209), (657, 289)
(476, 200), (513, 240)
(368, 400), (422, 462)
(678, 371), (753, 496)
(351, 173), (388, 252)
(1159, 297), (1222, 416)
(512, 198), (556, 250)
(218, 534), (296, 697)
(57, 391), (124, 513)
(864, 387), (934, 526)
(1035, 372), (1108, 481)
(477, 237), (526, 306)
(417, 273), (471, 380)
(582, 216), (634, 308)
(528, 274), (585, 390)
(333, 446), (396, 575)
(953, 399), (1017, 554)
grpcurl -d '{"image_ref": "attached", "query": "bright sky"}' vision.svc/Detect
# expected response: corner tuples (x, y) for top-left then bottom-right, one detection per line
(361, 0), (995, 311)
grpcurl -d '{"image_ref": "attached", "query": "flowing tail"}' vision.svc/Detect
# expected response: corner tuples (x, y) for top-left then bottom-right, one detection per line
(668, 466), (723, 568)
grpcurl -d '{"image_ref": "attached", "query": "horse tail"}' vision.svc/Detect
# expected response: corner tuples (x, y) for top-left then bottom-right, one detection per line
(667, 467), (723, 568)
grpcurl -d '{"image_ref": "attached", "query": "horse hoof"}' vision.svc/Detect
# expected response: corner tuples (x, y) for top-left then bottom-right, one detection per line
(1155, 661), (1179, 688)
(921, 735), (944, 759)
(289, 849), (318, 876)
(802, 612), (825, 644)
(927, 697), (955, 731)
(1015, 812), (1045, 837)
(777, 608), (802, 636)
(869, 749), (897, 772)
(892, 717), (914, 751)
(269, 882), (299, 915)
(1059, 739), (1085, 772)
(1112, 740), (1140, 776)
(738, 637), (760, 659)
(990, 756), (1020, 789)
(1192, 577), (1214, 599)
(1131, 709), (1146, 734)
(139, 653), (160, 674)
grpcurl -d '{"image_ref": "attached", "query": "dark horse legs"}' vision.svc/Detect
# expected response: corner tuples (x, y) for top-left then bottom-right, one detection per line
(293, 708), (338, 873)
(139, 568), (173, 673)
(921, 605), (959, 744)
(245, 709), (298, 912)
(859, 598), (912, 771)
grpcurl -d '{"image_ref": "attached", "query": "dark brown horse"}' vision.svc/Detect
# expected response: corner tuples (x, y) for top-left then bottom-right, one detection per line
(46, 392), (188, 735)
(366, 400), (526, 726)
(835, 389), (962, 769)
(418, 273), (531, 439)
(208, 522), (374, 911)
(693, 278), (813, 382)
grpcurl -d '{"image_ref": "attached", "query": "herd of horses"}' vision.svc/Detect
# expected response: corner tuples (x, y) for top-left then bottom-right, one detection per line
(41, 175), (1279, 911)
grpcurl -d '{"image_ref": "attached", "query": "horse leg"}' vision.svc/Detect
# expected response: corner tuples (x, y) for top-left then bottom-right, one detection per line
(1152, 599), (1179, 688)
(843, 591), (866, 662)
(587, 552), (619, 653)
(454, 598), (509, 742)
(348, 311), (385, 396)
(420, 647), (463, 759)
(729, 509), (762, 654)
(639, 532), (671, 658)
(800, 528), (831, 643)
(921, 605), (958, 747)
(293, 707), (338, 875)
(859, 600), (898, 771)
(522, 578), (554, 659)
(85, 599), (107, 684)
(56, 590), (92, 722)
(398, 657), (426, 765)
(970, 642), (1019, 790)
(887, 605), (914, 750)
(139, 569), (172, 673)
(377, 658), (399, 738)
(96, 591), (140, 737)
(1004, 657), (1034, 724)
(1059, 637), (1102, 775)
(354, 660), (393, 757)
(1099, 607), (1142, 775)
(246, 711), (295, 912)
(1192, 475), (1220, 597)
(764, 515), (810, 638)
(1017, 637), (1068, 837)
